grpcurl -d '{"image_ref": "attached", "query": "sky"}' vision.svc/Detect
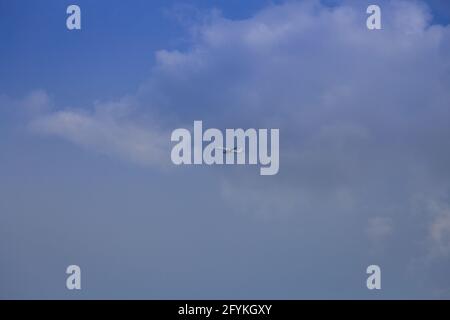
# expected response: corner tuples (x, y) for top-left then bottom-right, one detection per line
(1, 0), (450, 299)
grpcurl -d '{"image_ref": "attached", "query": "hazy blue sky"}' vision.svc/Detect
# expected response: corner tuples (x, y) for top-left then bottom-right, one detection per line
(1, 0), (450, 299)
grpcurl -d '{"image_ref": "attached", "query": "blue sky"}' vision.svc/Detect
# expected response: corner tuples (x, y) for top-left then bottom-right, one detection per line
(0, 0), (448, 104)
(0, 0), (281, 105)
(1, 0), (450, 299)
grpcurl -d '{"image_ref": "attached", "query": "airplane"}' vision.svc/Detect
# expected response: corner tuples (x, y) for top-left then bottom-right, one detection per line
(216, 147), (243, 154)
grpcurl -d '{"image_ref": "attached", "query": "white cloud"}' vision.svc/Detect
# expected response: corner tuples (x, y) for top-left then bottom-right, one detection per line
(30, 97), (168, 167)
(0, 90), (52, 118)
(23, 1), (450, 227)
(143, 3), (450, 292)
(366, 216), (393, 249)
(428, 202), (450, 256)
(21, 90), (52, 115)
(430, 213), (450, 255)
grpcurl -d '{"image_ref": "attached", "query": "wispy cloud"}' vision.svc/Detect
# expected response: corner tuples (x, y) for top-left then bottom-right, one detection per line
(29, 97), (168, 167)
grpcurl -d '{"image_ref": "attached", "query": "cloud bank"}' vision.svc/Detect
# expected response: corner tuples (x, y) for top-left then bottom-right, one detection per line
(3, 0), (450, 297)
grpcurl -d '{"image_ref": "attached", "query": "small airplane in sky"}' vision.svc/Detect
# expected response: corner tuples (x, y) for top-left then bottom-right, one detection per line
(216, 147), (243, 154)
